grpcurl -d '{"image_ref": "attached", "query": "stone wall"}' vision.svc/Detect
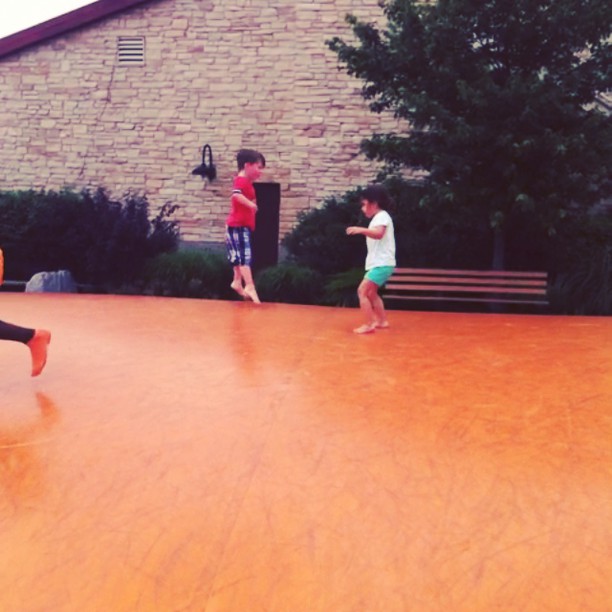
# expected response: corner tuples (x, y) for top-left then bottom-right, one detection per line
(0, 0), (408, 243)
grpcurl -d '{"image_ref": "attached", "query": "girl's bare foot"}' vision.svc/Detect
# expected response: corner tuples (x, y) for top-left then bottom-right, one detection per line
(353, 324), (376, 334)
(376, 320), (390, 329)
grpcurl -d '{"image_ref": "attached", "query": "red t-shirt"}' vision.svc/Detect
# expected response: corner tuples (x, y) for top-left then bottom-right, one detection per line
(226, 175), (256, 231)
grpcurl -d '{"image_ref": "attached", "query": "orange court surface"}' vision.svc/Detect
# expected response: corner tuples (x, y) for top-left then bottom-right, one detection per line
(1, 292), (611, 611)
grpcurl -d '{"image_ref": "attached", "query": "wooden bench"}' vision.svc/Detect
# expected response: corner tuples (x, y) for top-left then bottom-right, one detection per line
(384, 267), (549, 308)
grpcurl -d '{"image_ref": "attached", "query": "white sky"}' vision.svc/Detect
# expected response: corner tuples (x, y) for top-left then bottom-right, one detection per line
(0, 1), (96, 39)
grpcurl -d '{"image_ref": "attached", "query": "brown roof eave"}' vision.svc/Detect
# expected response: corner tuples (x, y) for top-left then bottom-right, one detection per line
(0, 0), (153, 60)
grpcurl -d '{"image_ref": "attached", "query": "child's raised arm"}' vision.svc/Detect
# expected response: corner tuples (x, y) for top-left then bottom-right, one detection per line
(346, 225), (386, 239)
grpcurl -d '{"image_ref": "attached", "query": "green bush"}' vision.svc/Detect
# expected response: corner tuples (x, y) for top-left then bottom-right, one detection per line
(255, 264), (324, 304)
(139, 250), (232, 299)
(282, 175), (612, 314)
(547, 212), (612, 315)
(321, 268), (363, 307)
(282, 193), (365, 276)
(0, 188), (179, 285)
(283, 178), (492, 274)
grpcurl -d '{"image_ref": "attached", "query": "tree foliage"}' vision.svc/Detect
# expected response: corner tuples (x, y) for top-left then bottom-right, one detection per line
(328, 0), (611, 267)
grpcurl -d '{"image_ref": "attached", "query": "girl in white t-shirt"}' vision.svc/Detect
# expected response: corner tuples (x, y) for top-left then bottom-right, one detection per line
(346, 185), (396, 334)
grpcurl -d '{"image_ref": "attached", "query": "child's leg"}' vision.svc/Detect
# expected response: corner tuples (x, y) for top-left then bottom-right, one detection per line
(230, 266), (247, 297)
(365, 267), (393, 329)
(226, 228), (247, 297)
(0, 321), (51, 376)
(354, 279), (378, 333)
(372, 293), (389, 328)
(239, 265), (261, 304)
(0, 319), (35, 343)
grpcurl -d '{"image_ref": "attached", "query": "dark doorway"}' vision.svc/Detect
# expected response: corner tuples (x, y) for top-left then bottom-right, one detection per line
(252, 182), (280, 273)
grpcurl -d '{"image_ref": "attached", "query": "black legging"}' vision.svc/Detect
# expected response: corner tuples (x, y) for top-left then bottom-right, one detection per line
(0, 320), (35, 344)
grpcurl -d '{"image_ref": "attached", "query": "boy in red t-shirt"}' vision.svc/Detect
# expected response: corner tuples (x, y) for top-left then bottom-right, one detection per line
(225, 149), (266, 303)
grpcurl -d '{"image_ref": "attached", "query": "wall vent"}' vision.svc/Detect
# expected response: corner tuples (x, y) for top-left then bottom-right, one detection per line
(117, 37), (145, 65)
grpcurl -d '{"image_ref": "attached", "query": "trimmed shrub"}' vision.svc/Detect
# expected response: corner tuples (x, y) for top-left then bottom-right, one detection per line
(282, 192), (365, 276)
(282, 178), (491, 274)
(139, 250), (232, 299)
(0, 188), (179, 285)
(255, 264), (324, 304)
(321, 268), (363, 307)
(547, 212), (612, 315)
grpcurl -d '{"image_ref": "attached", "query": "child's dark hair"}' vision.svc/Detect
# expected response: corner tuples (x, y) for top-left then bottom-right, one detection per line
(361, 184), (393, 212)
(237, 149), (266, 170)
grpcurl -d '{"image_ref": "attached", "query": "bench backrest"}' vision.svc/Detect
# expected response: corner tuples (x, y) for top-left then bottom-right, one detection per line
(385, 268), (549, 305)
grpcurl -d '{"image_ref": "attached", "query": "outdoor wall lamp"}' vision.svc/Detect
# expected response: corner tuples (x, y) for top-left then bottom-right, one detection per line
(192, 144), (217, 181)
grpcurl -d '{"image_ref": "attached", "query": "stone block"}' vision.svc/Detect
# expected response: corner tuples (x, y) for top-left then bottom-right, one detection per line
(26, 270), (77, 293)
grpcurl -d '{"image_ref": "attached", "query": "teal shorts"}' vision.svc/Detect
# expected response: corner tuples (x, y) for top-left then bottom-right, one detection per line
(365, 266), (395, 287)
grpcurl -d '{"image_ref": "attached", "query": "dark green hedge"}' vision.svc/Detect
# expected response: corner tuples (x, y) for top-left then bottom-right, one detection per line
(0, 188), (179, 286)
(137, 250), (233, 299)
(281, 177), (612, 315)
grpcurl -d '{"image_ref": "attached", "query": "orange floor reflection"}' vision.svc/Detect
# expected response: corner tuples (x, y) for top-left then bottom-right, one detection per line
(1, 293), (611, 611)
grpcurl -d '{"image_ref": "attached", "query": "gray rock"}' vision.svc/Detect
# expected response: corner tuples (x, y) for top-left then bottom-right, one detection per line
(25, 270), (77, 293)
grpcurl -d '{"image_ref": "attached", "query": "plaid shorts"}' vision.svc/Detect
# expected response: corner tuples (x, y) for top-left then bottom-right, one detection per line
(225, 226), (253, 266)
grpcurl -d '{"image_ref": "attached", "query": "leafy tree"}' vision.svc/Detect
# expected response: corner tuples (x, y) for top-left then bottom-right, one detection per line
(328, 0), (611, 268)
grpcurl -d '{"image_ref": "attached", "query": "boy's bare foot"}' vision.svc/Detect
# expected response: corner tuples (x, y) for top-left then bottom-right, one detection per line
(230, 280), (247, 298)
(244, 285), (261, 304)
(353, 324), (376, 334)
(27, 329), (51, 377)
(376, 320), (390, 329)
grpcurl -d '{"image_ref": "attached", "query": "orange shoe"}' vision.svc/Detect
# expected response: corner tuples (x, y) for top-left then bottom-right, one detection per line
(27, 329), (51, 377)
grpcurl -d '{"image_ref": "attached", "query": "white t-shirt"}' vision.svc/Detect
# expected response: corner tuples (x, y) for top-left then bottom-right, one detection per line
(365, 210), (396, 270)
